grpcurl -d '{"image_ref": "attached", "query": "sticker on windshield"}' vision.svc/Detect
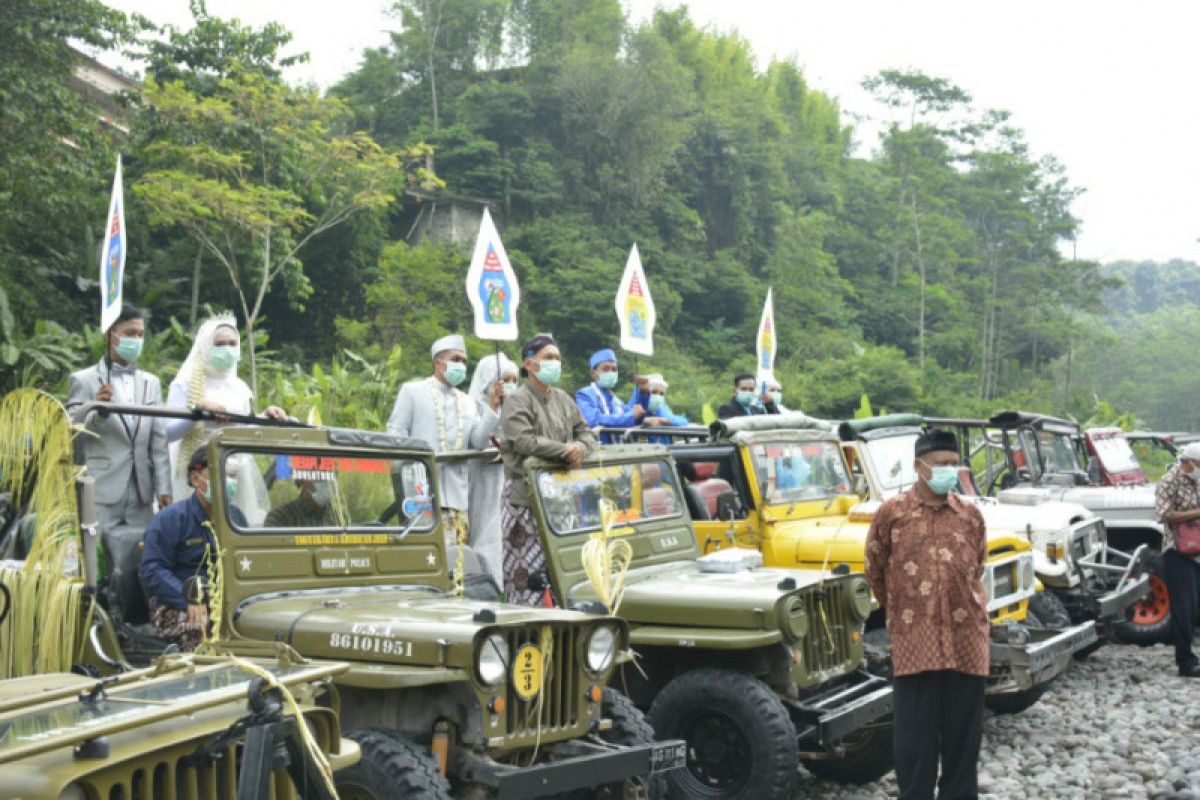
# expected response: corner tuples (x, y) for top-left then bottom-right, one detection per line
(275, 454), (392, 481)
(402, 496), (434, 517)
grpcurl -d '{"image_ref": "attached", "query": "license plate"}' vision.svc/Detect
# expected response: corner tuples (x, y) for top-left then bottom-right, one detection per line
(649, 741), (688, 772)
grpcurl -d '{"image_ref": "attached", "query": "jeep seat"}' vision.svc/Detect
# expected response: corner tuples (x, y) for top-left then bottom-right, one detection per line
(694, 479), (735, 519)
(640, 463), (662, 487)
(101, 525), (151, 626)
(447, 544), (502, 602)
(692, 462), (717, 480)
(643, 487), (676, 517)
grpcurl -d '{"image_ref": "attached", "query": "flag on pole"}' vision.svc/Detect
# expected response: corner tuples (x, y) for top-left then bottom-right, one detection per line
(99, 156), (126, 332)
(465, 207), (520, 340)
(755, 287), (776, 391)
(614, 243), (656, 356)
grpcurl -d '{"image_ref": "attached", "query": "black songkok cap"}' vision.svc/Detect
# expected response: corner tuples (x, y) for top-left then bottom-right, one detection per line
(915, 428), (959, 458)
(521, 332), (556, 360)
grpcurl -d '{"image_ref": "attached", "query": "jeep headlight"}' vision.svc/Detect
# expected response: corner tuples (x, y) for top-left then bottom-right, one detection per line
(585, 624), (618, 675)
(782, 596), (809, 641)
(477, 634), (509, 687)
(1019, 556), (1036, 592)
(848, 577), (872, 621)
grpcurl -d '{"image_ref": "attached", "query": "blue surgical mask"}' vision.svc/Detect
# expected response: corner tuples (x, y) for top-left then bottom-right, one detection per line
(210, 345), (240, 371)
(536, 359), (562, 386)
(769, 390), (782, 406)
(921, 462), (959, 495)
(647, 394), (665, 413)
(200, 476), (238, 504)
(114, 336), (143, 363)
(737, 390), (757, 407)
(443, 361), (467, 387)
(596, 371), (618, 390)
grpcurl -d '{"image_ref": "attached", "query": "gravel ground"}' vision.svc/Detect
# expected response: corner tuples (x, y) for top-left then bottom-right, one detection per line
(795, 643), (1200, 799)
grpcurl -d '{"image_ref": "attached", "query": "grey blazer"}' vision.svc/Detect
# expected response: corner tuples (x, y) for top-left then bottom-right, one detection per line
(65, 359), (173, 506)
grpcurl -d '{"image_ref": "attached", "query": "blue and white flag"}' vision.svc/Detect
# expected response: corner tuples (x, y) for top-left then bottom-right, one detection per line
(99, 156), (126, 332)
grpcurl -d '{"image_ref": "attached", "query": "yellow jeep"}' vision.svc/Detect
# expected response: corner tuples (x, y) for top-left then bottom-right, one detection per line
(668, 413), (1097, 713)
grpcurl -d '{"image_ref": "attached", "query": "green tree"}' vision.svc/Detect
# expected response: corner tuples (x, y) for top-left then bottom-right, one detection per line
(134, 74), (423, 391)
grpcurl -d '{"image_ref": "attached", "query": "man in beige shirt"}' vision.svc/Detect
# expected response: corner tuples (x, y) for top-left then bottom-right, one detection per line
(500, 332), (595, 604)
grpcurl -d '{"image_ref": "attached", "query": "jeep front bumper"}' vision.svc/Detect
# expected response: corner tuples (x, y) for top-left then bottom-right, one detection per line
(1075, 543), (1152, 622)
(788, 669), (893, 751)
(464, 737), (687, 799)
(988, 620), (1098, 693)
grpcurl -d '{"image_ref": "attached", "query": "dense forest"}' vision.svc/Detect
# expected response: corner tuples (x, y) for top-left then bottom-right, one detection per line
(2, 0), (1194, 430)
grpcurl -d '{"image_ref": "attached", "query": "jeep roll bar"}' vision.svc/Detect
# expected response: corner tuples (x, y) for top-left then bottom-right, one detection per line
(595, 425), (711, 443)
(77, 401), (312, 429)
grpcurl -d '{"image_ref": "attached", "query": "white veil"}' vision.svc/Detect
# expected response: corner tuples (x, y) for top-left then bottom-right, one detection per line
(468, 353), (517, 405)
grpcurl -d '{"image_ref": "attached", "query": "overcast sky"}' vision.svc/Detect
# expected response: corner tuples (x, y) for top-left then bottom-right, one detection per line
(101, 0), (1200, 264)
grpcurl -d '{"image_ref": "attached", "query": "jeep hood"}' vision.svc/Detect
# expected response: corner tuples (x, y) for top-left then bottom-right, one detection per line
(233, 588), (596, 667)
(998, 484), (1155, 513)
(568, 562), (828, 630)
(971, 497), (1092, 535)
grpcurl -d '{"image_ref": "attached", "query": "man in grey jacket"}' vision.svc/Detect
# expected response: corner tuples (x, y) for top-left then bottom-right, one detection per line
(65, 305), (172, 535)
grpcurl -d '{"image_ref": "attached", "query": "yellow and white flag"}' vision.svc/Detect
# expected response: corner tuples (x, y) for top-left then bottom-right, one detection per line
(614, 243), (655, 356)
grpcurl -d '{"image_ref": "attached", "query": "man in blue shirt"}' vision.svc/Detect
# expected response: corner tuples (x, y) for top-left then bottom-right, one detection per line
(140, 445), (245, 650)
(629, 373), (689, 443)
(575, 348), (645, 442)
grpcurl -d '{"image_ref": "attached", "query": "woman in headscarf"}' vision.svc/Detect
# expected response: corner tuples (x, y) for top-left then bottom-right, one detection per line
(164, 314), (286, 521)
(466, 352), (518, 587)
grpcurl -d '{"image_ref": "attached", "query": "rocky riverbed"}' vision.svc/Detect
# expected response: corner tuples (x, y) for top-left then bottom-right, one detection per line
(796, 643), (1200, 799)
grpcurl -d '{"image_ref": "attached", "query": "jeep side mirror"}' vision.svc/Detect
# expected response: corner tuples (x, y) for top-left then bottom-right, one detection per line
(183, 575), (209, 606)
(715, 490), (742, 521)
(851, 475), (868, 497)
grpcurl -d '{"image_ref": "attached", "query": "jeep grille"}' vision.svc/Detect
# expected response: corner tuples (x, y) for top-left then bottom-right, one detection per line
(794, 585), (857, 689)
(501, 625), (585, 741)
(77, 708), (333, 799)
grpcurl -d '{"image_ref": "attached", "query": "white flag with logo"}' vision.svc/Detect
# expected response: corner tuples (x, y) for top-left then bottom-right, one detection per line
(99, 155), (126, 332)
(614, 243), (656, 356)
(465, 207), (520, 340)
(755, 287), (776, 390)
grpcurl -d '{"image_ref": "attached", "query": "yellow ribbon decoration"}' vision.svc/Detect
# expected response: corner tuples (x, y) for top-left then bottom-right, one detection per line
(581, 498), (633, 615)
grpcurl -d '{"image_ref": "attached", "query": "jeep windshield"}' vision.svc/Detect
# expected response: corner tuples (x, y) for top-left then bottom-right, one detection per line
(1090, 434), (1141, 475)
(535, 461), (682, 535)
(1018, 429), (1082, 482)
(859, 434), (920, 493)
(222, 450), (436, 533)
(748, 441), (852, 505)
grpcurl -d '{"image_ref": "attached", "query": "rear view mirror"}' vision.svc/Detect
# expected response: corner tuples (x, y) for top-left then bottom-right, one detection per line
(715, 490), (742, 521)
(851, 475), (869, 497)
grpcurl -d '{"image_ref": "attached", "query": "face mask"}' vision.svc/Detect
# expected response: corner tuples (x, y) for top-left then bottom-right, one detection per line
(769, 391), (782, 406)
(114, 336), (143, 363)
(596, 371), (619, 390)
(921, 462), (959, 495)
(200, 476), (238, 504)
(210, 345), (240, 371)
(536, 359), (562, 386)
(443, 361), (467, 387)
(647, 394), (665, 413)
(502, 381), (518, 397)
(311, 482), (332, 507)
(737, 390), (757, 406)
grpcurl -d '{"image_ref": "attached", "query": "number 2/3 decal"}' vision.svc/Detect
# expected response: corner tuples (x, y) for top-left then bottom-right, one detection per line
(513, 643), (543, 701)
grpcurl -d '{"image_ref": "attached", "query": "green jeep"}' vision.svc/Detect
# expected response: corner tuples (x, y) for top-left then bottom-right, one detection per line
(21, 401), (686, 800)
(0, 651), (357, 800)
(505, 444), (894, 800)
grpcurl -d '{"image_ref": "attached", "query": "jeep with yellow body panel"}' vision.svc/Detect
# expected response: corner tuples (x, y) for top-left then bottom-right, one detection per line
(507, 444), (894, 800)
(3, 399), (685, 800)
(666, 414), (1098, 714)
(0, 652), (357, 800)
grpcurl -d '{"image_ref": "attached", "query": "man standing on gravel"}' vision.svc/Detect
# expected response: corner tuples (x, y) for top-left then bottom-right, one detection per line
(865, 428), (990, 800)
(1153, 442), (1200, 677)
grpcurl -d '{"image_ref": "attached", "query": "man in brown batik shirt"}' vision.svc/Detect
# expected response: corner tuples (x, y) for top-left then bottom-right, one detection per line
(866, 428), (989, 800)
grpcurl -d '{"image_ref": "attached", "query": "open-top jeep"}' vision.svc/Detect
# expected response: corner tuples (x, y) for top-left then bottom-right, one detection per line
(928, 411), (1167, 645)
(10, 400), (685, 800)
(0, 651), (357, 800)
(510, 443), (894, 800)
(666, 413), (1097, 714)
(838, 415), (1148, 643)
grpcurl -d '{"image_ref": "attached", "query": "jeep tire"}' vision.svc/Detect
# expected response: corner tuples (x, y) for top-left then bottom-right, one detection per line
(1111, 550), (1172, 646)
(336, 728), (451, 800)
(984, 608), (1052, 716)
(647, 667), (796, 800)
(800, 722), (893, 784)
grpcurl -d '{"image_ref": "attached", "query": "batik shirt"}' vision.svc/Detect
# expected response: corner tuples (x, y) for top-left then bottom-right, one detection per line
(1154, 461), (1200, 553)
(865, 488), (990, 678)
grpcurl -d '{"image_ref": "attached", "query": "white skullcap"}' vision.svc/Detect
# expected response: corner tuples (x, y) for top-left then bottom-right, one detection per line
(646, 373), (668, 390)
(1180, 442), (1200, 462)
(431, 334), (466, 358)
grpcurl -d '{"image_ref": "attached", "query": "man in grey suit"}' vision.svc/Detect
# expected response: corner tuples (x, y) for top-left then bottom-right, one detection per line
(66, 305), (173, 535)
